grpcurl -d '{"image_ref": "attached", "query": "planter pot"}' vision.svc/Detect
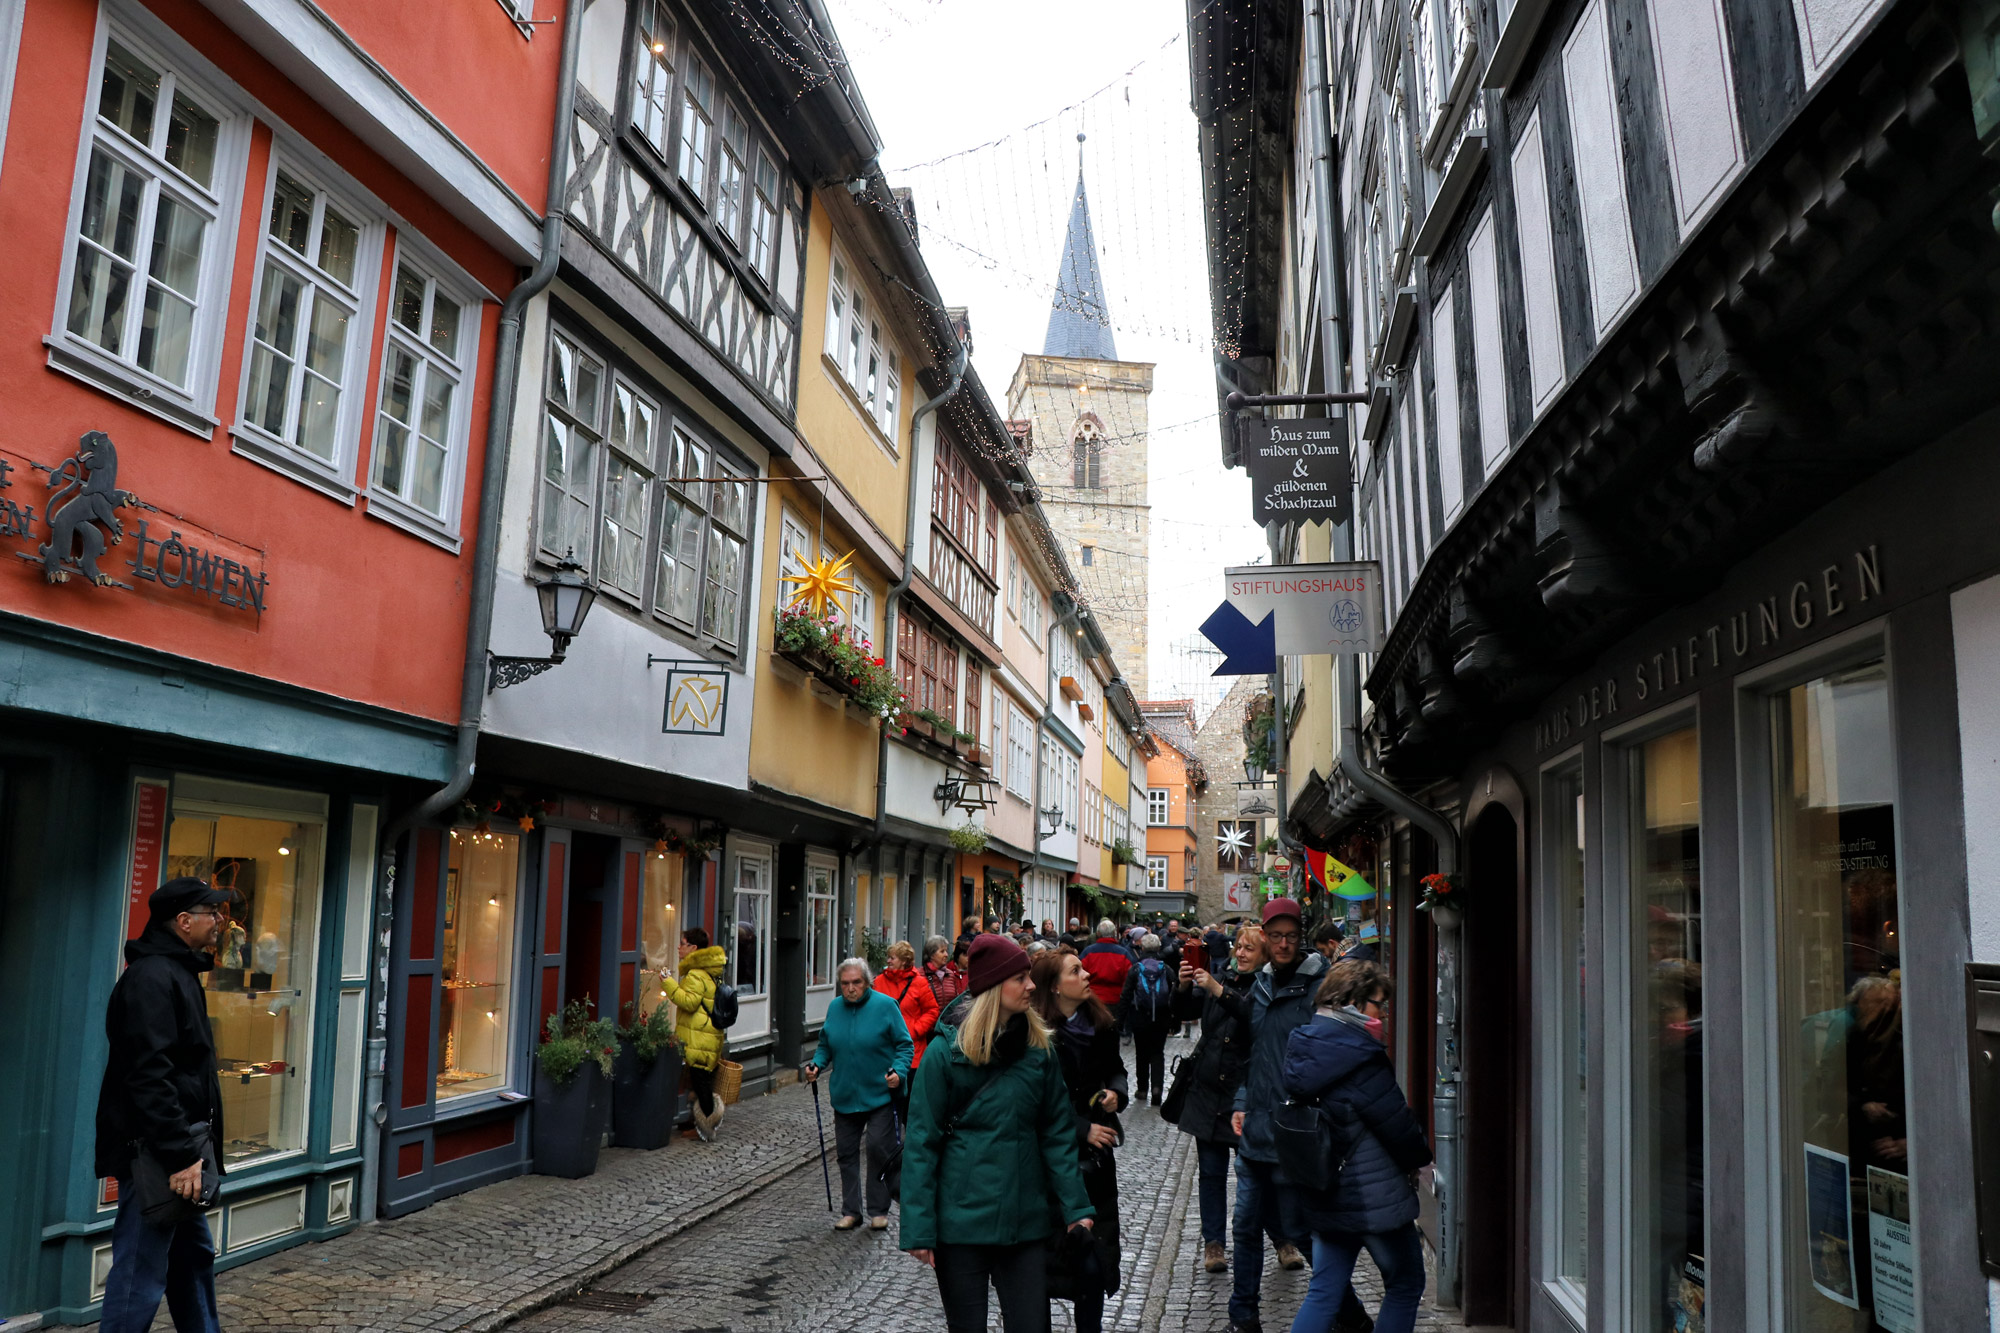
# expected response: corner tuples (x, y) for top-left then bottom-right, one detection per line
(612, 1037), (683, 1150)
(532, 1061), (605, 1178)
(1429, 901), (1464, 931)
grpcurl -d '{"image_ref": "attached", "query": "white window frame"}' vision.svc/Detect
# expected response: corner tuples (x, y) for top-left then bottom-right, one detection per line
(49, 17), (252, 437)
(804, 854), (838, 1027)
(231, 154), (385, 501)
(365, 245), (480, 548)
(1148, 788), (1170, 826)
(676, 49), (715, 202)
(846, 580), (876, 653)
(747, 147), (780, 283)
(1146, 856), (1169, 892)
(728, 846), (773, 1038)
(1007, 703), (1035, 801)
(596, 375), (660, 604)
(823, 243), (901, 443)
(630, 0), (676, 161)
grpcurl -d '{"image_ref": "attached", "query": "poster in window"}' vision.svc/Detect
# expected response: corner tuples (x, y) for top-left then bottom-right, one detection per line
(1222, 873), (1252, 912)
(1804, 1143), (1861, 1309)
(1865, 1166), (1917, 1332)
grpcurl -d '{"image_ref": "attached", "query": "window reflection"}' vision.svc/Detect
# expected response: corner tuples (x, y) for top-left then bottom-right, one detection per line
(1774, 662), (1913, 1332)
(1632, 728), (1704, 1330)
(638, 849), (684, 1018)
(168, 806), (321, 1166)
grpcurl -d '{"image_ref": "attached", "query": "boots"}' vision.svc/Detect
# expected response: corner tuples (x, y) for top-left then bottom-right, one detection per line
(1203, 1241), (1227, 1272)
(1275, 1241), (1306, 1270)
(692, 1097), (725, 1142)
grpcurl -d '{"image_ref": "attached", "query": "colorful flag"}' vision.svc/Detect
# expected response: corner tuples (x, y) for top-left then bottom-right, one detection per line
(1305, 849), (1376, 900)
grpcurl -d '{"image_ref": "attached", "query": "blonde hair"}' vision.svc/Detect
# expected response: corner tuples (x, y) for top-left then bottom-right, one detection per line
(955, 986), (1052, 1066)
(887, 939), (917, 968)
(1234, 925), (1268, 966)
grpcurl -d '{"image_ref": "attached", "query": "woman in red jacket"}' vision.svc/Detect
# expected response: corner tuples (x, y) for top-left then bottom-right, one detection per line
(876, 940), (943, 1069)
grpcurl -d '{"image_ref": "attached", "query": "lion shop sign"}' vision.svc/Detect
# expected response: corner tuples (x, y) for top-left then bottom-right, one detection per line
(1240, 419), (1351, 525)
(1, 432), (271, 613)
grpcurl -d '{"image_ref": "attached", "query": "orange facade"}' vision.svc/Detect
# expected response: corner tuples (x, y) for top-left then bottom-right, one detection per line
(0, 0), (550, 721)
(1144, 742), (1198, 904)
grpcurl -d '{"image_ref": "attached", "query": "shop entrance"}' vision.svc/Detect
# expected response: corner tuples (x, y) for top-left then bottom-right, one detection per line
(1462, 802), (1523, 1328)
(563, 833), (619, 1021)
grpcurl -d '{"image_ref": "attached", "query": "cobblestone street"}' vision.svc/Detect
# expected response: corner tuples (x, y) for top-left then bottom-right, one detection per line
(165, 1037), (1461, 1332)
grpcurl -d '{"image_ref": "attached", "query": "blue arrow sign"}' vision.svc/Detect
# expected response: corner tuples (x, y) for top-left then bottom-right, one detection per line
(1199, 601), (1277, 675)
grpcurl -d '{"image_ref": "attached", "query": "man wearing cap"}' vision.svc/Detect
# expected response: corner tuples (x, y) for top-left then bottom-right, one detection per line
(95, 876), (231, 1333)
(1225, 897), (1368, 1333)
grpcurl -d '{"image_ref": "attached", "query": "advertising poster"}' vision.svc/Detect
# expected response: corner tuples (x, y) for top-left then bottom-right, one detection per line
(1865, 1166), (1917, 1333)
(1222, 873), (1251, 912)
(1804, 1144), (1861, 1309)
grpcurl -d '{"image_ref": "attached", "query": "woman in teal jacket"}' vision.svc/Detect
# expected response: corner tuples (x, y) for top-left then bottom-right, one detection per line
(804, 958), (914, 1231)
(901, 935), (1095, 1332)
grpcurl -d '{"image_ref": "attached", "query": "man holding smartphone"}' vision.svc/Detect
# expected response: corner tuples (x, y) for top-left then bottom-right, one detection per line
(94, 876), (231, 1333)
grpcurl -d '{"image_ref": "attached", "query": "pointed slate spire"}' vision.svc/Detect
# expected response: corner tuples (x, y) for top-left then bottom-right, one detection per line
(1043, 138), (1118, 360)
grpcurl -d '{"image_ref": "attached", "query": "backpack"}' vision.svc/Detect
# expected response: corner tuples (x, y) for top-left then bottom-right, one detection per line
(705, 981), (740, 1030)
(1131, 958), (1170, 1022)
(1273, 1092), (1360, 1192)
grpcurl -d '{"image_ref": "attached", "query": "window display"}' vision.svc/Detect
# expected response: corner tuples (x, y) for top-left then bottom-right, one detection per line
(438, 829), (520, 1100)
(1771, 662), (1914, 1333)
(1631, 727), (1704, 1331)
(734, 855), (769, 996)
(637, 847), (684, 1019)
(166, 782), (325, 1167)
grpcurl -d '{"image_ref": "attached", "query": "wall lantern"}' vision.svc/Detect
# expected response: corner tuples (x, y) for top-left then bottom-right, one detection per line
(488, 551), (597, 691)
(1039, 804), (1064, 838)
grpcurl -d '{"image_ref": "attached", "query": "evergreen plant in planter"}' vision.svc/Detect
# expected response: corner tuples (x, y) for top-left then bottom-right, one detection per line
(532, 999), (616, 1178)
(612, 1000), (682, 1150)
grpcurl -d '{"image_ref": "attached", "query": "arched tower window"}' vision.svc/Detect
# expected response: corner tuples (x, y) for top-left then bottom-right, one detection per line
(1070, 415), (1104, 489)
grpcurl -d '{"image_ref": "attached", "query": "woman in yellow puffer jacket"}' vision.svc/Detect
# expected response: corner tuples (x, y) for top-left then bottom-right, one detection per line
(664, 927), (729, 1140)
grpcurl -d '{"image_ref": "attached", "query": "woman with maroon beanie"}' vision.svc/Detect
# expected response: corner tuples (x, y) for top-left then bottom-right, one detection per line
(901, 934), (1095, 1332)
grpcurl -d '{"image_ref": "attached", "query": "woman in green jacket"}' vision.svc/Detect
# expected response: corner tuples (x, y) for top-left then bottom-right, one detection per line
(901, 935), (1095, 1332)
(662, 928), (728, 1141)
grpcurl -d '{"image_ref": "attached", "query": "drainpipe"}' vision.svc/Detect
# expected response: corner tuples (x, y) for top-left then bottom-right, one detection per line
(872, 340), (968, 849)
(357, 0), (583, 1224)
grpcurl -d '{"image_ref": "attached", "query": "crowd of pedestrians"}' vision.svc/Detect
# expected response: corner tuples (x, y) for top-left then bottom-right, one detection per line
(93, 884), (1427, 1333)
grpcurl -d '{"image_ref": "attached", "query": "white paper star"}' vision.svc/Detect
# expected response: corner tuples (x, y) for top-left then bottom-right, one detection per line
(1216, 823), (1252, 863)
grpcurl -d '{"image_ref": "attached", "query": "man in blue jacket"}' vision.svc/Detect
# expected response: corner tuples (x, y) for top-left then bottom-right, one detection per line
(806, 959), (914, 1231)
(1227, 898), (1369, 1333)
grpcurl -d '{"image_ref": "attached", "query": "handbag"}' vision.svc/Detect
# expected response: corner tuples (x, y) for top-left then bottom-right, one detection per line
(1159, 1048), (1194, 1125)
(130, 1122), (221, 1226)
(1272, 1095), (1358, 1193)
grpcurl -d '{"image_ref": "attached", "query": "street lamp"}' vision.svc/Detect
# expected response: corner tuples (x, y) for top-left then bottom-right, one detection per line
(1039, 804), (1063, 838)
(1244, 756), (1265, 784)
(488, 551), (598, 691)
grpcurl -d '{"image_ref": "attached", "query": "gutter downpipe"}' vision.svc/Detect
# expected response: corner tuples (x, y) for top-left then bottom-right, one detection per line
(1302, 0), (1465, 1304)
(357, 0), (583, 1224)
(871, 340), (968, 849)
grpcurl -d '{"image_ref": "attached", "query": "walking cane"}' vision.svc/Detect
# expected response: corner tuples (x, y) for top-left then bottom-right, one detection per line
(809, 1073), (834, 1211)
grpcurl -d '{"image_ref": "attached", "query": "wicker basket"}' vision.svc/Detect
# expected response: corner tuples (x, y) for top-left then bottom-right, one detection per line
(713, 1059), (743, 1105)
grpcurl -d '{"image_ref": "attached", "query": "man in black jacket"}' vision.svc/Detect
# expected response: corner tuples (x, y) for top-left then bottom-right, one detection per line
(95, 876), (230, 1333)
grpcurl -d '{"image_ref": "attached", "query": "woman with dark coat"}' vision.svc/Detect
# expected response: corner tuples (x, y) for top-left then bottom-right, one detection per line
(1031, 948), (1129, 1333)
(1169, 923), (1265, 1272)
(901, 935), (1095, 1332)
(1283, 960), (1433, 1333)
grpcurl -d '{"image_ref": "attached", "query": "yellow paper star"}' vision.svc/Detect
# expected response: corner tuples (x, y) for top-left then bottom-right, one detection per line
(781, 550), (858, 618)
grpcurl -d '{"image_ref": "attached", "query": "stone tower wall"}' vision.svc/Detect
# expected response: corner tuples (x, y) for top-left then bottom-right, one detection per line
(1008, 354), (1153, 698)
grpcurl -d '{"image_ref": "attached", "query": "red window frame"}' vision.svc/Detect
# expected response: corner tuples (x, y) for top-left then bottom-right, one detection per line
(940, 644), (959, 730)
(965, 662), (983, 748)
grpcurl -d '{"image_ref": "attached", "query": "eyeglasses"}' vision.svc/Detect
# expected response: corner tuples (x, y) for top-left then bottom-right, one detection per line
(186, 906), (230, 919)
(1264, 929), (1302, 944)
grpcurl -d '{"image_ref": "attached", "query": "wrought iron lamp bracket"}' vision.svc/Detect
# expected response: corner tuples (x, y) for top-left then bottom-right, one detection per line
(487, 650), (564, 692)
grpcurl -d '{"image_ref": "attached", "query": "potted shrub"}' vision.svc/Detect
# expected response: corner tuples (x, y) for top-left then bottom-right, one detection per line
(948, 822), (988, 855)
(612, 999), (682, 1150)
(532, 999), (615, 1178)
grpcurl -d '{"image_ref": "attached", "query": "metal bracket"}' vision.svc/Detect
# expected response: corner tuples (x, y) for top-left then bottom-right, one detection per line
(487, 651), (562, 692)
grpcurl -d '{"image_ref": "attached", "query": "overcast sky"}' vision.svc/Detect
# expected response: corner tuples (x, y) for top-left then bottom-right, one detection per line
(820, 0), (1267, 710)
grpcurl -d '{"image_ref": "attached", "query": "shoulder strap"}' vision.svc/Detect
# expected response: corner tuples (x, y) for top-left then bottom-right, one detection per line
(897, 975), (917, 1004)
(942, 1059), (1007, 1136)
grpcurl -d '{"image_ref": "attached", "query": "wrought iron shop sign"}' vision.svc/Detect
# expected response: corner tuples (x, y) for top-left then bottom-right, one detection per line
(1240, 419), (1351, 526)
(649, 658), (730, 736)
(2, 432), (270, 613)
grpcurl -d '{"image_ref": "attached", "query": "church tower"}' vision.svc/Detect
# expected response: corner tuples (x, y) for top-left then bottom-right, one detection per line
(1008, 144), (1154, 697)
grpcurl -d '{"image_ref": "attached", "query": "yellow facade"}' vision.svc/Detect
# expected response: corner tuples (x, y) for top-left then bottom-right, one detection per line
(1101, 745), (1129, 887)
(746, 190), (926, 815)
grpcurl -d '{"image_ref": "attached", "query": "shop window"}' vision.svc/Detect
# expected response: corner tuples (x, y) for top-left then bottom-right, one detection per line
(165, 780), (326, 1167)
(1770, 661), (1914, 1331)
(806, 863), (838, 989)
(732, 854), (770, 998)
(371, 257), (473, 531)
(1629, 726), (1705, 1330)
(637, 845), (684, 1017)
(438, 829), (520, 1101)
(1550, 764), (1589, 1295)
(240, 162), (378, 481)
(57, 33), (240, 422)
